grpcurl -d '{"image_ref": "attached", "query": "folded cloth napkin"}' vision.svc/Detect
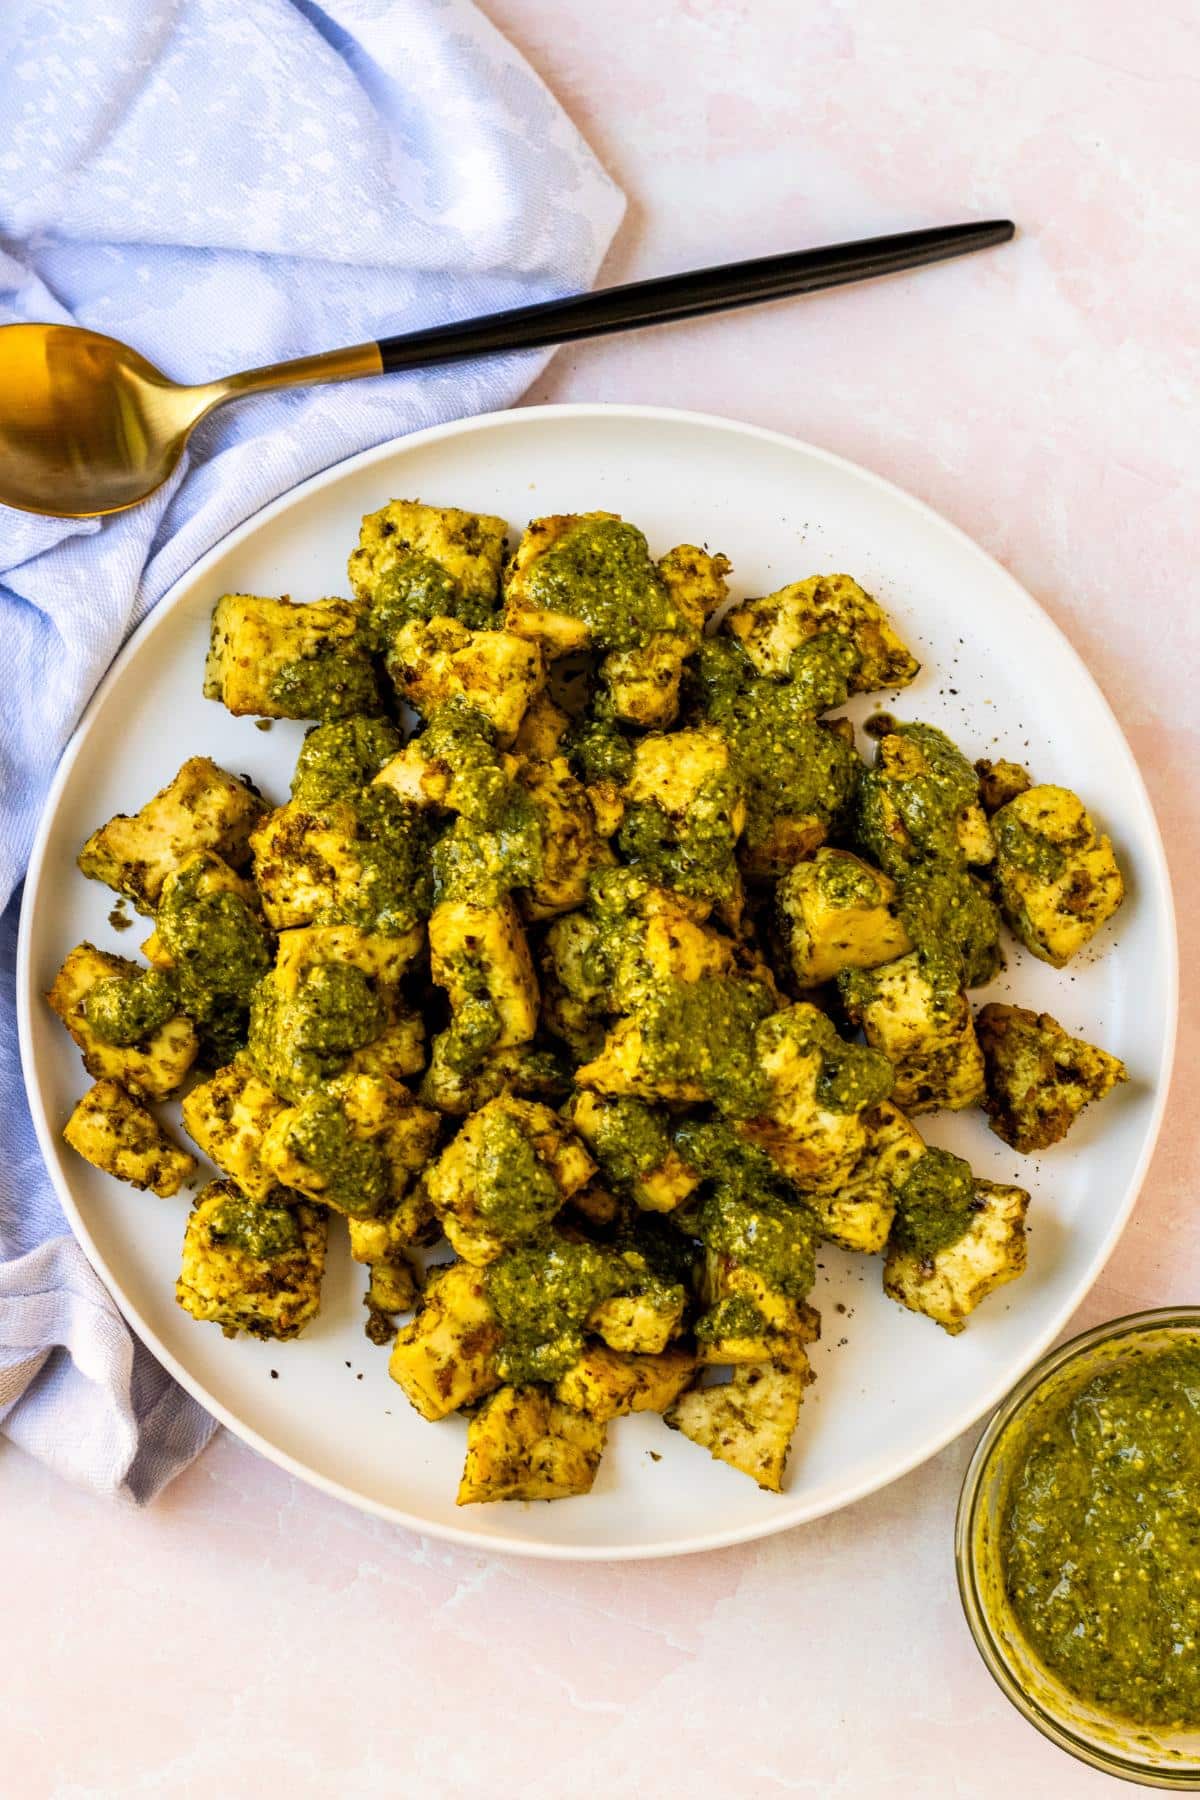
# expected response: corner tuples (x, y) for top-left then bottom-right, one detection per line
(0, 0), (623, 1502)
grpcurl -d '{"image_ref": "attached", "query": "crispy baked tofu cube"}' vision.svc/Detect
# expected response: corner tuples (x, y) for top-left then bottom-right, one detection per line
(347, 1182), (439, 1264)
(386, 618), (543, 745)
(181, 1062), (288, 1201)
(420, 1043), (568, 1117)
(424, 1095), (595, 1264)
(587, 1288), (685, 1355)
(64, 1078), (197, 1197)
(736, 1004), (891, 1191)
(600, 632), (695, 729)
(664, 1360), (813, 1493)
(624, 727), (744, 828)
(697, 1265), (820, 1368)
(364, 1254), (422, 1341)
(574, 1016), (707, 1104)
(511, 690), (570, 760)
(857, 723), (994, 877)
(502, 512), (614, 655)
(884, 1167), (1029, 1335)
(993, 785), (1125, 967)
(726, 572), (919, 692)
(274, 922), (423, 992)
(539, 911), (610, 1060)
(77, 757), (265, 913)
(176, 1181), (327, 1340)
(658, 544), (732, 629)
(554, 1343), (697, 1421)
(516, 756), (614, 919)
(975, 758), (1032, 814)
(565, 1090), (700, 1213)
(371, 738), (452, 810)
(388, 1260), (502, 1420)
(776, 849), (913, 986)
(429, 899), (540, 1060)
(457, 1386), (607, 1504)
(839, 954), (985, 1114)
(248, 799), (363, 930)
(807, 1101), (925, 1252)
(47, 944), (199, 1100)
(204, 593), (379, 719)
(262, 1074), (439, 1218)
(976, 1003), (1127, 1153)
(347, 499), (508, 620)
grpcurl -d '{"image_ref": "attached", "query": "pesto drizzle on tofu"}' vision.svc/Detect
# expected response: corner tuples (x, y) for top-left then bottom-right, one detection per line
(522, 519), (682, 651)
(208, 1192), (302, 1259)
(890, 1148), (978, 1259)
(83, 967), (178, 1046)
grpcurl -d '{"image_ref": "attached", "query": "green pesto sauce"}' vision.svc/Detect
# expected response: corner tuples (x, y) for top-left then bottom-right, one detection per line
(285, 1092), (389, 1217)
(268, 648), (381, 722)
(475, 1110), (562, 1241)
(582, 1096), (671, 1188)
(246, 962), (382, 1101)
(696, 1185), (817, 1300)
(484, 1233), (683, 1385)
(431, 787), (543, 907)
(994, 809), (1068, 883)
(566, 709), (635, 787)
(856, 721), (982, 875)
(672, 1118), (780, 1196)
(365, 551), (497, 646)
(637, 975), (775, 1118)
(523, 519), (681, 652)
(1002, 1340), (1200, 1728)
(419, 699), (510, 825)
(691, 640), (860, 851)
(436, 963), (503, 1075)
(83, 967), (178, 1046)
(333, 786), (434, 934)
(695, 1293), (771, 1344)
(755, 1007), (893, 1116)
(616, 771), (742, 906)
(208, 1192), (302, 1260)
(814, 852), (885, 909)
(290, 714), (402, 807)
(157, 874), (274, 1061)
(891, 1147), (977, 1258)
(898, 861), (1003, 993)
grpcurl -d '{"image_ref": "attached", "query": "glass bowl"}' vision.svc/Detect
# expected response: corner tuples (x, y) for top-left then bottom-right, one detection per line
(956, 1307), (1200, 1788)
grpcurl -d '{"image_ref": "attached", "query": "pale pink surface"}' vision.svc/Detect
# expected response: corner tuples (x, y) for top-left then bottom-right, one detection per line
(5, 3), (1198, 1794)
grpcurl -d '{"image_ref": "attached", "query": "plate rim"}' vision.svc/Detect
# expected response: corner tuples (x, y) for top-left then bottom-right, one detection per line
(16, 400), (1180, 1560)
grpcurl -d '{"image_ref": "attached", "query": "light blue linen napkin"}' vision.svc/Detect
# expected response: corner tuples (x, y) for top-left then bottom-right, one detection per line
(0, 0), (623, 1501)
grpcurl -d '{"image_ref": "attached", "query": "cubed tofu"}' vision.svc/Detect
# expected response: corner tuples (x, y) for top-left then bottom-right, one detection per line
(347, 1183), (439, 1263)
(735, 1004), (887, 1191)
(776, 848), (913, 986)
(47, 943), (199, 1100)
(249, 799), (364, 930)
(975, 758), (1032, 814)
(993, 785), (1125, 967)
(857, 724), (994, 876)
(457, 1386), (607, 1504)
(565, 1090), (700, 1213)
(176, 1181), (327, 1340)
(420, 1043), (567, 1117)
(274, 921), (423, 994)
(599, 632), (695, 729)
(516, 756), (614, 919)
(696, 1266), (820, 1368)
(64, 1078), (197, 1197)
(726, 573), (919, 691)
(502, 512), (613, 655)
(554, 1343), (697, 1421)
(429, 898), (540, 1053)
(347, 499), (508, 612)
(624, 726), (744, 831)
(386, 617), (543, 745)
(839, 954), (986, 1114)
(423, 1095), (595, 1264)
(664, 1360), (813, 1493)
(388, 1260), (502, 1420)
(204, 593), (379, 719)
(511, 689), (571, 760)
(181, 1062), (288, 1200)
(587, 1288), (685, 1355)
(884, 1176), (1029, 1334)
(574, 1016), (707, 1104)
(372, 738), (452, 810)
(363, 1254), (421, 1343)
(806, 1101), (925, 1253)
(976, 1003), (1127, 1154)
(262, 1074), (439, 1217)
(658, 544), (732, 629)
(77, 757), (265, 912)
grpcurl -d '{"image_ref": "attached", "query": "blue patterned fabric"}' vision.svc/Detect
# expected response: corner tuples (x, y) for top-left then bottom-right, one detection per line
(0, 0), (623, 1500)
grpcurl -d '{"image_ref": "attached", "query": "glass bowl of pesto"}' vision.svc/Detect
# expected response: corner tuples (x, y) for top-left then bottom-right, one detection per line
(957, 1308), (1200, 1788)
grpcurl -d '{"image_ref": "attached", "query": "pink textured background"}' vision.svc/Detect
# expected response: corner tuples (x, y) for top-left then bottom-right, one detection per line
(5, 3), (1198, 1794)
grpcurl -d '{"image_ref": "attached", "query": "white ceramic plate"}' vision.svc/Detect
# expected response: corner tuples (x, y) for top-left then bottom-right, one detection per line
(18, 405), (1177, 1560)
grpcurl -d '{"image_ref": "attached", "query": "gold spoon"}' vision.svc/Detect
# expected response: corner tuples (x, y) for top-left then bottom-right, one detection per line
(0, 220), (1014, 519)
